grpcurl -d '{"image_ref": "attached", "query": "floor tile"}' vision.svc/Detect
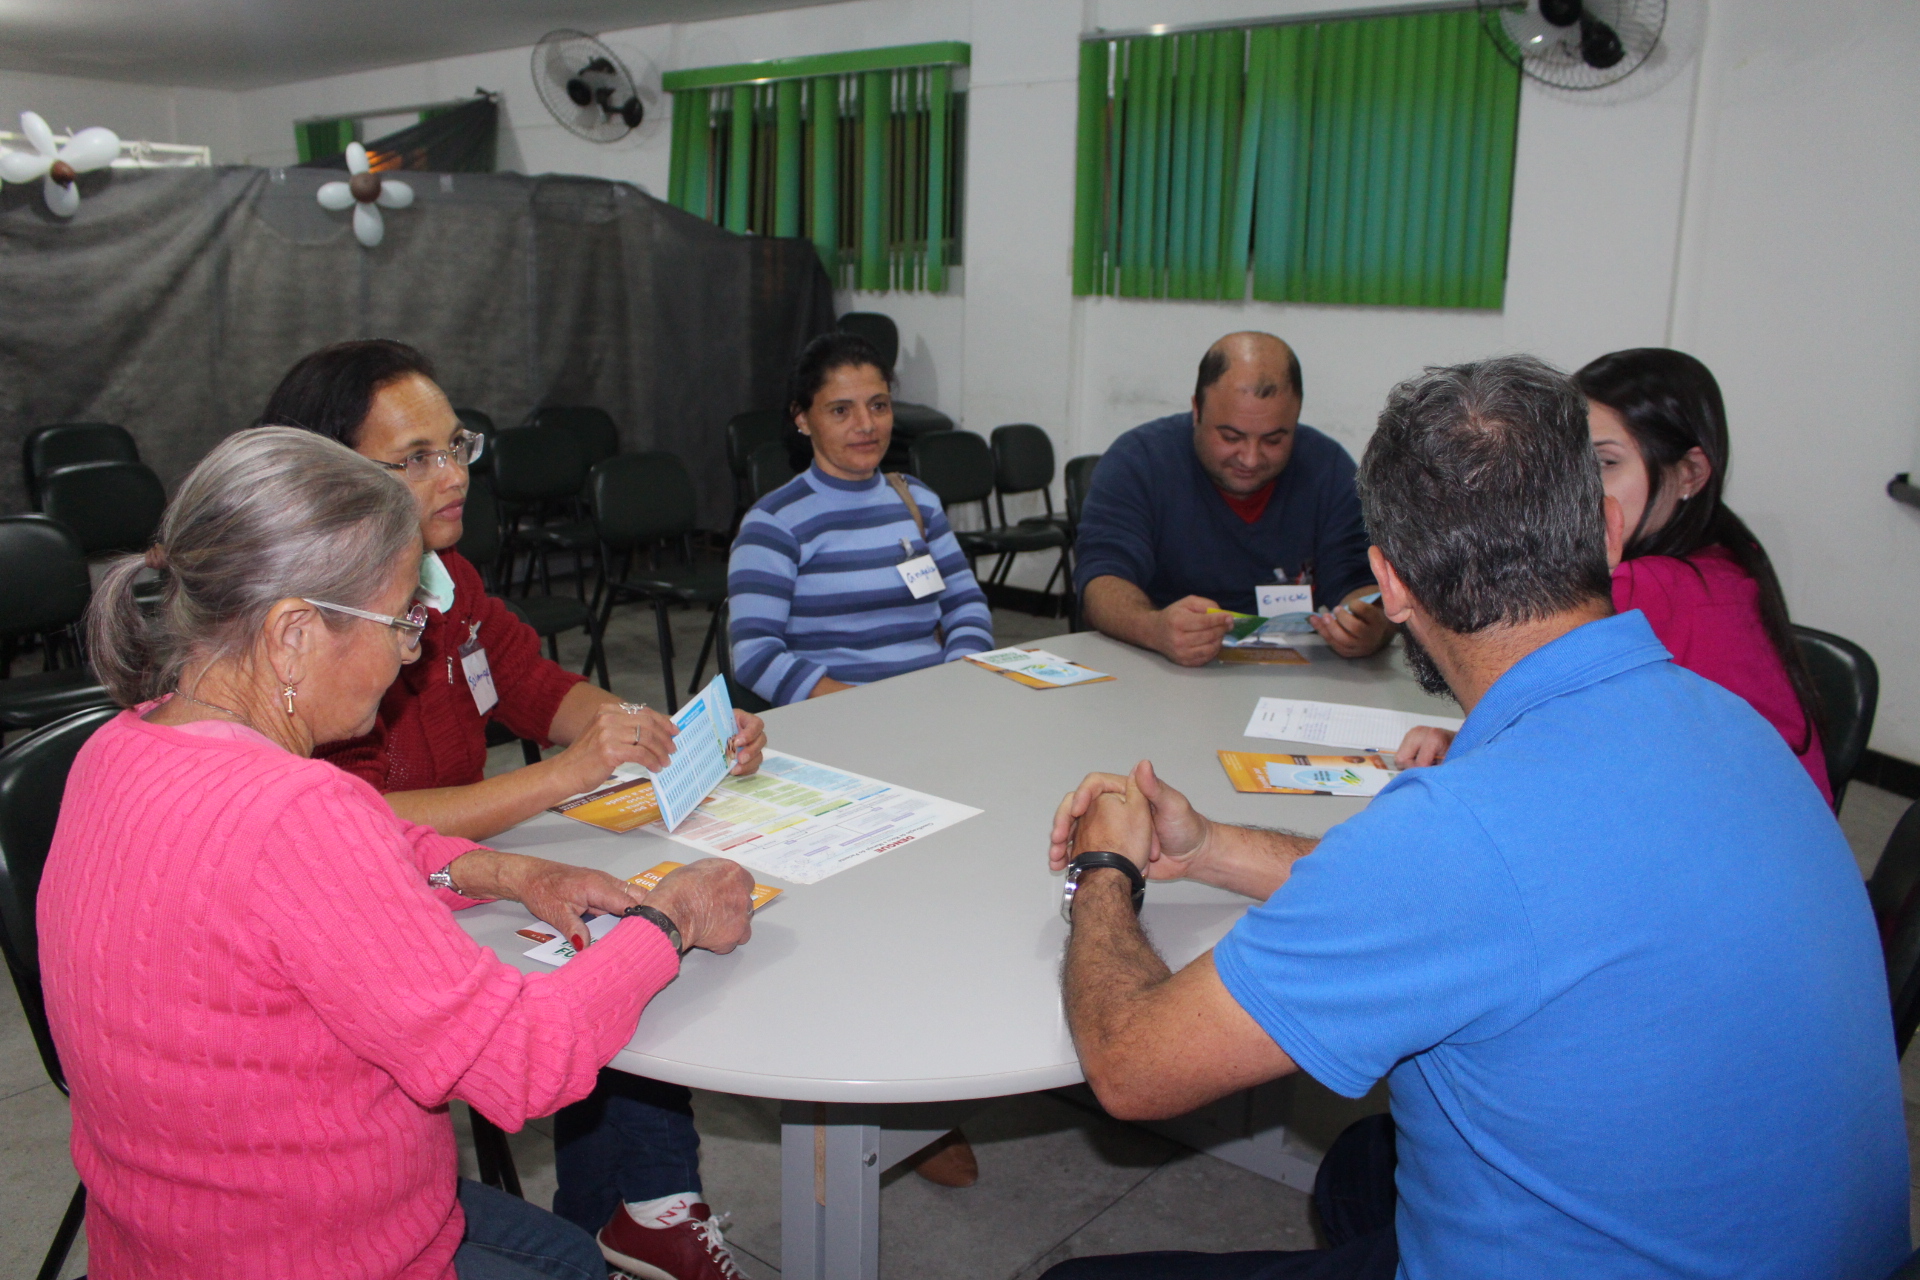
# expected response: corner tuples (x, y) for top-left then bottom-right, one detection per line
(1842, 782), (1910, 878)
(0, 977), (55, 1104)
(0, 1081), (87, 1279)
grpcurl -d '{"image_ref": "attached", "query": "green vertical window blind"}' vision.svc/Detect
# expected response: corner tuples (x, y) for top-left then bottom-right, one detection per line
(295, 118), (360, 164)
(664, 43), (968, 293)
(1073, 10), (1520, 309)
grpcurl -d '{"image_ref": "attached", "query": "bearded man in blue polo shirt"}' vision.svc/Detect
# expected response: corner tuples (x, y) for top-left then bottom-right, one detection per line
(1075, 332), (1394, 665)
(1044, 355), (1908, 1280)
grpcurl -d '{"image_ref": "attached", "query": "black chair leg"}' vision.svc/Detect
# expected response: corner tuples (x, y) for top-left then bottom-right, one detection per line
(581, 608), (610, 689)
(518, 736), (542, 767)
(35, 1181), (85, 1280)
(470, 1109), (523, 1199)
(655, 601), (680, 713)
(690, 605), (723, 694)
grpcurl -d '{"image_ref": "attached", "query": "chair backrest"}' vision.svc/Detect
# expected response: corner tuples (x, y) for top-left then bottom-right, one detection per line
(490, 425), (586, 505)
(746, 441), (799, 504)
(1871, 800), (1920, 1058)
(527, 405), (621, 468)
(727, 410), (790, 478)
(837, 312), (900, 370)
(38, 459), (167, 557)
(0, 515), (92, 640)
(991, 424), (1056, 497)
(25, 422), (138, 502)
(1064, 453), (1103, 528)
(454, 407), (496, 475)
(455, 472), (501, 580)
(909, 430), (996, 510)
(590, 451), (699, 549)
(1793, 625), (1879, 807)
(0, 703), (121, 1093)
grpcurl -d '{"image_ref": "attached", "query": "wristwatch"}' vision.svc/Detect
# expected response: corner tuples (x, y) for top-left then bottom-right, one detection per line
(428, 863), (478, 898)
(1061, 851), (1146, 923)
(625, 904), (688, 956)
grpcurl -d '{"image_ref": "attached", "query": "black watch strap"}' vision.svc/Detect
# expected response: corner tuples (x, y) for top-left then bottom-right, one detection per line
(624, 904), (687, 956)
(1064, 851), (1146, 922)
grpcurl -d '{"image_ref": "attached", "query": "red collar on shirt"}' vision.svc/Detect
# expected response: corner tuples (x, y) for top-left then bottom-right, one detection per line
(1216, 481), (1276, 524)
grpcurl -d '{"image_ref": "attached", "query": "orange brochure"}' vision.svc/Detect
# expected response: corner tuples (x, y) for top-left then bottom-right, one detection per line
(628, 861), (783, 911)
(552, 776), (661, 833)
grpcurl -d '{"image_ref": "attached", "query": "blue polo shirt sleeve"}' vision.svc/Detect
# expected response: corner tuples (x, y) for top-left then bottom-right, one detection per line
(1305, 439), (1373, 607)
(1071, 432), (1159, 598)
(1213, 773), (1540, 1098)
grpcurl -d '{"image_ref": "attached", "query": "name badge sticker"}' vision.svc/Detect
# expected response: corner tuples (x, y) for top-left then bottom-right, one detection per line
(458, 622), (499, 714)
(1256, 584), (1313, 618)
(896, 537), (945, 599)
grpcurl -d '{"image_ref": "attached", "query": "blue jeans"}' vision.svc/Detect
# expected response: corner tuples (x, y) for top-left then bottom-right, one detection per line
(551, 1068), (703, 1234)
(1040, 1114), (1399, 1280)
(454, 1179), (607, 1280)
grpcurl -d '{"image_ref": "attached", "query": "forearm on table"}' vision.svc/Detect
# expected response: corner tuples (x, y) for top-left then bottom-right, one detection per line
(1064, 871), (1176, 1113)
(1192, 824), (1318, 900)
(1082, 576), (1162, 650)
(387, 762), (580, 843)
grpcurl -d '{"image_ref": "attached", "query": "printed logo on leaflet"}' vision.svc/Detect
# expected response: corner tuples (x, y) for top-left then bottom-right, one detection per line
(873, 836), (914, 854)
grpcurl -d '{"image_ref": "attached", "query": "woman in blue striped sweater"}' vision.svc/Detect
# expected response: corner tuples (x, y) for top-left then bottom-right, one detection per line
(729, 332), (994, 708)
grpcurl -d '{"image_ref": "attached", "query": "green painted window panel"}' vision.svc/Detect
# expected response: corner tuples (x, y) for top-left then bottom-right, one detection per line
(1071, 9), (1519, 309)
(668, 47), (966, 292)
(294, 118), (358, 164)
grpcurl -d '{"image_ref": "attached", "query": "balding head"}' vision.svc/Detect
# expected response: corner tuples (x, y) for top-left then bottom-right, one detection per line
(1189, 333), (1305, 496)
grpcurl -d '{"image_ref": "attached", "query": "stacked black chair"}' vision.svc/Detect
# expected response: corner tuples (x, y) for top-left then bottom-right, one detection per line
(526, 405), (621, 473)
(834, 312), (954, 469)
(907, 430), (1068, 593)
(0, 516), (115, 738)
(1868, 799), (1920, 1058)
(1061, 454), (1103, 630)
(490, 425), (597, 599)
(457, 474), (608, 689)
(590, 452), (729, 712)
(746, 441), (800, 505)
(0, 704), (121, 1279)
(991, 424), (1075, 606)
(38, 459), (167, 557)
(453, 408), (496, 476)
(23, 421), (138, 505)
(1792, 625), (1878, 811)
(727, 410), (790, 526)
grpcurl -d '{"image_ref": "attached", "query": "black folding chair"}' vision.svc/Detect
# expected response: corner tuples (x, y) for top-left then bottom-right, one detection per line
(0, 516), (115, 740)
(457, 474), (608, 689)
(490, 425), (596, 599)
(1062, 454), (1103, 630)
(991, 424), (1074, 606)
(908, 430), (1067, 592)
(38, 459), (167, 557)
(0, 704), (121, 1279)
(24, 421), (138, 505)
(1793, 625), (1878, 811)
(746, 441), (800, 505)
(727, 410), (789, 528)
(526, 405), (621, 473)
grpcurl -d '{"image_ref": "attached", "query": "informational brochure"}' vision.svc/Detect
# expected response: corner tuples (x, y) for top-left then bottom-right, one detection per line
(1217, 750), (1397, 797)
(965, 646), (1114, 689)
(551, 770), (661, 833)
(520, 861), (784, 966)
(1243, 697), (1463, 753)
(653, 676), (737, 831)
(663, 750), (980, 885)
(1217, 610), (1317, 652)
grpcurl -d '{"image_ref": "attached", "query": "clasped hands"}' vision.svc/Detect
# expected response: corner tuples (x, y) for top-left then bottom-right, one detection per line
(449, 847), (757, 956)
(1048, 759), (1214, 883)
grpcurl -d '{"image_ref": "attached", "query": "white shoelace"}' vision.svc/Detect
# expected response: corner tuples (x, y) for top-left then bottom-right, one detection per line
(693, 1212), (742, 1279)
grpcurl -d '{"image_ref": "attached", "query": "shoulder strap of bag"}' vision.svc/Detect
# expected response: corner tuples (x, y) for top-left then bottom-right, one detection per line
(883, 472), (945, 647)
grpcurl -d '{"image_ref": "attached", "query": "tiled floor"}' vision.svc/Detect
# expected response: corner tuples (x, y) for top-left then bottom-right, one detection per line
(3, 598), (1916, 1276)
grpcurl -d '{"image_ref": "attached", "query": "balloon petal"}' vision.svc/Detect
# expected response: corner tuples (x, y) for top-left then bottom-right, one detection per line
(375, 179), (413, 209)
(316, 181), (355, 211)
(21, 111), (57, 158)
(0, 151), (50, 184)
(345, 142), (369, 175)
(353, 201), (384, 247)
(44, 174), (79, 217)
(59, 126), (121, 172)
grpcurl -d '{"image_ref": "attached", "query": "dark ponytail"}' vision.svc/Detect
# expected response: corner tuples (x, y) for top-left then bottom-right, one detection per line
(1573, 348), (1821, 750)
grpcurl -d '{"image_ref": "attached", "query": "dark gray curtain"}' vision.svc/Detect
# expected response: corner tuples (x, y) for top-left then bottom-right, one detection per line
(0, 165), (834, 527)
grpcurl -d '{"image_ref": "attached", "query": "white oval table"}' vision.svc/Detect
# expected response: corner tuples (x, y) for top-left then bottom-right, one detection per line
(462, 630), (1444, 1278)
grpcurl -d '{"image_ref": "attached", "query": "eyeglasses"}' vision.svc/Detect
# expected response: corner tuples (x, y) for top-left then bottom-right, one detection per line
(304, 599), (430, 651)
(375, 431), (485, 480)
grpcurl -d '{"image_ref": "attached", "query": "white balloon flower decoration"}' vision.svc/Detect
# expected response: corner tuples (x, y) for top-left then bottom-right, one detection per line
(316, 142), (415, 247)
(0, 112), (121, 217)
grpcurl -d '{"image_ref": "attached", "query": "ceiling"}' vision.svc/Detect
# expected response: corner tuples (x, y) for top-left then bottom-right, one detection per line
(0, 0), (848, 91)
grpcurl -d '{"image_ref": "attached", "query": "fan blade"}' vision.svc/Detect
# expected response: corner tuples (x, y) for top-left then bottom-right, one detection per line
(376, 179), (413, 209)
(0, 150), (50, 184)
(1539, 0), (1583, 26)
(59, 126), (121, 172)
(44, 174), (79, 217)
(20, 111), (58, 158)
(1579, 14), (1626, 67)
(353, 202), (385, 247)
(345, 142), (369, 176)
(316, 181), (355, 211)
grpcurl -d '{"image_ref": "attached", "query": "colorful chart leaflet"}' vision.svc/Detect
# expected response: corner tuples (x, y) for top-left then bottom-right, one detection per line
(1243, 697), (1463, 753)
(663, 750), (980, 885)
(1217, 750), (1396, 795)
(965, 646), (1113, 689)
(653, 676), (736, 831)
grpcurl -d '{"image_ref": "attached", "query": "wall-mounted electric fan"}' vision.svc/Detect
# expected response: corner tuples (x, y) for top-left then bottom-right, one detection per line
(530, 29), (663, 143)
(1479, 0), (1667, 90)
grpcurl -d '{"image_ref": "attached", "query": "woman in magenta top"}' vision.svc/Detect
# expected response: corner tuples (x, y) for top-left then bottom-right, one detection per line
(39, 428), (755, 1279)
(1398, 349), (1830, 804)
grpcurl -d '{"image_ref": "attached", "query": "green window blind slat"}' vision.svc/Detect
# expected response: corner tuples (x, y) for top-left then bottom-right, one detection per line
(859, 70), (886, 290)
(1075, 10), (1518, 310)
(810, 77), (838, 274)
(927, 66), (951, 292)
(775, 80), (803, 237)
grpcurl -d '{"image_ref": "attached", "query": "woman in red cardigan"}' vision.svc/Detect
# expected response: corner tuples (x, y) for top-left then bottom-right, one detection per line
(262, 341), (765, 1280)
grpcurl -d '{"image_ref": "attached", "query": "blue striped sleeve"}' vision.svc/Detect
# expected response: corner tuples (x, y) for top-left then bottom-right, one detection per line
(727, 509), (827, 705)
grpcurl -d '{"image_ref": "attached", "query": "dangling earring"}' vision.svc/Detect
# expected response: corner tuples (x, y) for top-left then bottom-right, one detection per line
(283, 684), (297, 715)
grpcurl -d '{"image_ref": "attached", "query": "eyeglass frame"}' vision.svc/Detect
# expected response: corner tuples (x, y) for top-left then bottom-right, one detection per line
(303, 598), (430, 650)
(372, 430), (485, 479)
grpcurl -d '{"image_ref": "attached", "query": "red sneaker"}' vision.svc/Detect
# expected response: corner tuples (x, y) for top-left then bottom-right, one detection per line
(598, 1194), (743, 1280)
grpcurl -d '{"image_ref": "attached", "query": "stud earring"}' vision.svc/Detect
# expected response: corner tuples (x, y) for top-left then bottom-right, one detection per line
(283, 684), (297, 715)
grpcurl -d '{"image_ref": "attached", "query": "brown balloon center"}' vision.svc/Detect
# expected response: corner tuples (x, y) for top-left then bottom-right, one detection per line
(49, 160), (76, 186)
(348, 172), (381, 203)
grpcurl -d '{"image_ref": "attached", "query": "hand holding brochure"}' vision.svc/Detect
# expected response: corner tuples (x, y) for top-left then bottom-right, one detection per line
(1244, 697), (1463, 753)
(520, 861), (784, 966)
(653, 676), (737, 831)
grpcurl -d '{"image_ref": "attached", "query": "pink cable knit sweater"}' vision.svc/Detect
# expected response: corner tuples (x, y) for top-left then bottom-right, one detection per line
(38, 708), (680, 1278)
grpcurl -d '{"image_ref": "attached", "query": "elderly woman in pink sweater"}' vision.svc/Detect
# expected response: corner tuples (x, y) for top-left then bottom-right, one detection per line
(38, 427), (756, 1279)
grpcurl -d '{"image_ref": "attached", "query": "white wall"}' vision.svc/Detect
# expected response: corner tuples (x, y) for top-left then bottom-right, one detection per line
(18, 0), (1919, 756)
(0, 67), (244, 161)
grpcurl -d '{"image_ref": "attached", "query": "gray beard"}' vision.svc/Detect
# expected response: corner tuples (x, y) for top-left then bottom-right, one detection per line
(1400, 628), (1460, 702)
